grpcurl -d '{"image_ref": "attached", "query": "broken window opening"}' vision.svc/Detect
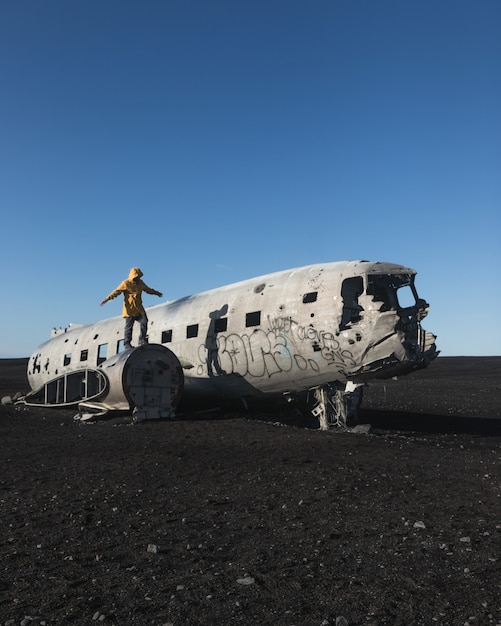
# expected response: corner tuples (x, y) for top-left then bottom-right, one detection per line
(63, 353), (71, 366)
(367, 274), (416, 312)
(303, 292), (318, 304)
(161, 329), (173, 343)
(187, 324), (199, 339)
(396, 284), (416, 309)
(340, 277), (364, 330)
(214, 318), (228, 333)
(80, 349), (88, 362)
(97, 343), (108, 365)
(246, 311), (261, 327)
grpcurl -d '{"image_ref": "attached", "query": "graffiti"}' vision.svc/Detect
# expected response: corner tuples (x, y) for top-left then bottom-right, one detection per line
(32, 354), (41, 375)
(197, 316), (355, 379)
(268, 316), (293, 334)
(317, 332), (357, 368)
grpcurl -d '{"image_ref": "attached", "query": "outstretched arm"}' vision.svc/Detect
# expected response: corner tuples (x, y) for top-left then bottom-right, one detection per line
(100, 287), (123, 306)
(142, 283), (163, 297)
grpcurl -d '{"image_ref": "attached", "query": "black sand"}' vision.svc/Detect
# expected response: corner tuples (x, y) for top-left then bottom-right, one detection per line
(1, 357), (500, 625)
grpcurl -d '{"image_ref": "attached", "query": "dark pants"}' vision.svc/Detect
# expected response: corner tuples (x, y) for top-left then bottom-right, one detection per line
(124, 314), (148, 347)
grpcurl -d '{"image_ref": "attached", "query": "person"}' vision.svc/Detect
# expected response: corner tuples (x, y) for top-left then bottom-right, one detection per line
(100, 267), (163, 349)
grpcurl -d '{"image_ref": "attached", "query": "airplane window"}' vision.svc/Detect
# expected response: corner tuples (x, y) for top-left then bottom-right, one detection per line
(367, 274), (414, 311)
(162, 329), (173, 343)
(214, 318), (228, 333)
(63, 353), (71, 366)
(187, 324), (199, 338)
(80, 349), (88, 362)
(117, 339), (125, 353)
(303, 292), (317, 303)
(97, 343), (108, 365)
(246, 311), (261, 327)
(340, 277), (364, 329)
(367, 276), (394, 311)
(397, 284), (416, 309)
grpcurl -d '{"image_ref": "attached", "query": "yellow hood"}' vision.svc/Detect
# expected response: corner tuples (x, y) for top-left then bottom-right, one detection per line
(128, 267), (143, 281)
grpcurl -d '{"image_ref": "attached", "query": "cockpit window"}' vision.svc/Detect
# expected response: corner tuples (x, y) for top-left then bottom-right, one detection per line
(367, 274), (416, 311)
(396, 283), (416, 309)
(340, 277), (364, 329)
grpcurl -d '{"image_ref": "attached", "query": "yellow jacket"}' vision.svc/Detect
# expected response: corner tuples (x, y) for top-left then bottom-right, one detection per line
(101, 268), (162, 317)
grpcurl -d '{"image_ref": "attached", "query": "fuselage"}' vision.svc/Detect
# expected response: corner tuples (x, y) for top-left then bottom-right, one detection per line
(28, 261), (438, 402)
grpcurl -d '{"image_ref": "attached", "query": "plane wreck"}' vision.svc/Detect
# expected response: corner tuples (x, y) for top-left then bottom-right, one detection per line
(23, 261), (438, 428)
(25, 343), (184, 422)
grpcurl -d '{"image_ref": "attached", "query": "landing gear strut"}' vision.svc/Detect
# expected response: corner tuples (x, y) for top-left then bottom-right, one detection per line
(311, 382), (364, 430)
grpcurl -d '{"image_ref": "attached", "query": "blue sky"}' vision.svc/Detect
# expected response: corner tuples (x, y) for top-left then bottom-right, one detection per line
(1, 0), (499, 358)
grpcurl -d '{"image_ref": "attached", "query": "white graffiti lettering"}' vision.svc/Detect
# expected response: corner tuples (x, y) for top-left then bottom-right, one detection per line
(198, 318), (355, 378)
